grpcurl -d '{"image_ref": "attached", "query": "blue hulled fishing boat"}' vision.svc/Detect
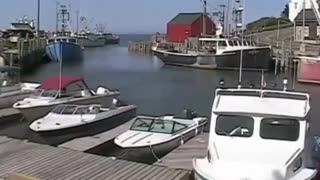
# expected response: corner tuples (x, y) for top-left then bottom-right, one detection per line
(46, 36), (82, 62)
(45, 4), (83, 62)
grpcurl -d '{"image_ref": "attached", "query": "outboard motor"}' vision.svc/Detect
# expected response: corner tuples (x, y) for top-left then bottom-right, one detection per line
(183, 108), (197, 119)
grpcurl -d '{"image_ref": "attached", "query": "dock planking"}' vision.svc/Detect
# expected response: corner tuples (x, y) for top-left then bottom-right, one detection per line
(59, 116), (136, 152)
(0, 108), (21, 124)
(155, 133), (208, 170)
(0, 136), (191, 180)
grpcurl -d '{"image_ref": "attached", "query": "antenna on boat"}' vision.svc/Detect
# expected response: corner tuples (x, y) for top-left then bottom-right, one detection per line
(58, 42), (62, 98)
(260, 70), (266, 89)
(238, 0), (245, 89)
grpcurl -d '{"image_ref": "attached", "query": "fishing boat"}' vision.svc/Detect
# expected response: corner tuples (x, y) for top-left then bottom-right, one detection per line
(29, 103), (136, 145)
(153, 37), (272, 71)
(114, 110), (208, 161)
(193, 82), (317, 180)
(103, 32), (120, 45)
(13, 75), (120, 121)
(46, 36), (83, 62)
(73, 31), (106, 48)
(46, 4), (83, 62)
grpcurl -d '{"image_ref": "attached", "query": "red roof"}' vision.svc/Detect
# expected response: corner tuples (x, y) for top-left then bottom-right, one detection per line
(39, 75), (83, 90)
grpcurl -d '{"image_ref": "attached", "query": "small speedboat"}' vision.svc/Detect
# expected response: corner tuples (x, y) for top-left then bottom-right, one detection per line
(29, 103), (136, 146)
(0, 80), (39, 109)
(193, 80), (317, 180)
(114, 110), (208, 161)
(13, 75), (119, 121)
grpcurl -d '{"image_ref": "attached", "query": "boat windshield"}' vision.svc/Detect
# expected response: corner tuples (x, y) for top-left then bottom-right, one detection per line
(51, 105), (101, 115)
(260, 118), (299, 141)
(130, 118), (188, 134)
(215, 115), (254, 137)
(31, 89), (58, 98)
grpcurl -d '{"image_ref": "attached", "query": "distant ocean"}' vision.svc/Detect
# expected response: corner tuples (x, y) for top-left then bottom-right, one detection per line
(118, 34), (153, 47)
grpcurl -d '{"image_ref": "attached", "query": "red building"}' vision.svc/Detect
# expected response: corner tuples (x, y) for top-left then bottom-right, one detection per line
(167, 12), (216, 43)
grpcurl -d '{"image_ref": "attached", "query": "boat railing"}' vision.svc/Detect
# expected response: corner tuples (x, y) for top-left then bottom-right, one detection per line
(215, 88), (310, 115)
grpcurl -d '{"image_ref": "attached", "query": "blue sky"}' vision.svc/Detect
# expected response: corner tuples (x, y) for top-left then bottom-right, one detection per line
(0, 0), (288, 34)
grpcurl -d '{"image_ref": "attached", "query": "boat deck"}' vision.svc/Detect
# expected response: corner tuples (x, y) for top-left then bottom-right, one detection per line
(155, 133), (208, 170)
(0, 136), (190, 180)
(59, 117), (136, 152)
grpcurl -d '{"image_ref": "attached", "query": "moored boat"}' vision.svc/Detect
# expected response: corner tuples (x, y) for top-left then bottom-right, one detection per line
(46, 36), (83, 62)
(297, 56), (320, 84)
(115, 110), (208, 162)
(13, 75), (120, 121)
(153, 37), (272, 71)
(193, 83), (317, 180)
(0, 81), (39, 109)
(73, 31), (106, 48)
(29, 103), (136, 145)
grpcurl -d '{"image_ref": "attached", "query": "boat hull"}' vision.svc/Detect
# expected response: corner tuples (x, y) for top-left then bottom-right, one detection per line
(46, 41), (83, 62)
(0, 91), (32, 109)
(29, 106), (136, 146)
(297, 57), (320, 84)
(118, 125), (206, 163)
(76, 37), (105, 48)
(153, 48), (273, 71)
(17, 93), (119, 122)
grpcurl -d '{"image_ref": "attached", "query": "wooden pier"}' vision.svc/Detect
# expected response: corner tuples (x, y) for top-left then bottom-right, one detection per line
(128, 41), (153, 54)
(0, 136), (191, 180)
(155, 133), (208, 170)
(59, 111), (136, 152)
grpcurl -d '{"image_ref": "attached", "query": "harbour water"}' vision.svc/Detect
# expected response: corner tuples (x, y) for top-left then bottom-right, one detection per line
(1, 34), (320, 163)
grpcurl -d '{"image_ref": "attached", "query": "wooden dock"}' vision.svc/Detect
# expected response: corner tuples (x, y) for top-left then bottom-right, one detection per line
(128, 41), (153, 54)
(0, 108), (21, 124)
(59, 116), (136, 152)
(0, 136), (191, 180)
(155, 133), (208, 170)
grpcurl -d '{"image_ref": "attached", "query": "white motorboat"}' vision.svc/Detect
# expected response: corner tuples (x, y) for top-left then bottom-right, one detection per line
(13, 75), (119, 121)
(29, 103), (136, 145)
(114, 110), (208, 161)
(0, 81), (39, 109)
(193, 82), (317, 180)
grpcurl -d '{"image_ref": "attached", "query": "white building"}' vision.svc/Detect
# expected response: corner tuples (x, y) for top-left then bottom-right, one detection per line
(289, 0), (312, 21)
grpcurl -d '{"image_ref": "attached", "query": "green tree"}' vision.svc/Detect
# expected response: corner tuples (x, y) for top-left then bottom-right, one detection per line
(281, 4), (289, 18)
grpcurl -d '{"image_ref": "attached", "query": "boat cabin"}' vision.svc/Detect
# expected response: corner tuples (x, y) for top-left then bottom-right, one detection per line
(51, 104), (103, 115)
(32, 75), (93, 99)
(47, 36), (77, 44)
(130, 116), (193, 134)
(193, 88), (316, 179)
(198, 38), (257, 54)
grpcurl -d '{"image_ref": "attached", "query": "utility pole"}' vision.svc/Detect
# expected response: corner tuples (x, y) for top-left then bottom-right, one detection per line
(202, 0), (207, 35)
(76, 10), (79, 33)
(56, 0), (59, 33)
(226, 0), (231, 36)
(36, 0), (40, 38)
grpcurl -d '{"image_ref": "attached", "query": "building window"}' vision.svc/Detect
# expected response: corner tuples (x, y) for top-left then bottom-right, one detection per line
(294, 2), (298, 9)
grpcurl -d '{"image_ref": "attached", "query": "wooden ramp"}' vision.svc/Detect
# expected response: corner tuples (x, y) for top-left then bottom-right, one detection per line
(59, 117), (136, 152)
(155, 133), (209, 170)
(0, 136), (190, 180)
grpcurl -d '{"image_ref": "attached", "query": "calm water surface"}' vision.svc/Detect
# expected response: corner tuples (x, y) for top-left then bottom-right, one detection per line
(1, 35), (320, 163)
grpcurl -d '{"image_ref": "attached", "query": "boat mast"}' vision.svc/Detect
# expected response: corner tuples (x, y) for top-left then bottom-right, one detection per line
(56, 0), (59, 33)
(36, 0), (40, 38)
(59, 5), (70, 35)
(76, 10), (79, 33)
(238, 0), (245, 88)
